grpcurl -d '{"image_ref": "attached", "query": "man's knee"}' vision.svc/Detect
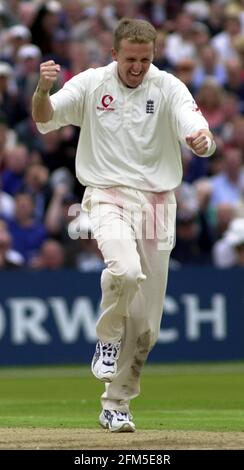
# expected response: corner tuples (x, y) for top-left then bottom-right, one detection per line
(123, 265), (146, 287)
(107, 260), (145, 287)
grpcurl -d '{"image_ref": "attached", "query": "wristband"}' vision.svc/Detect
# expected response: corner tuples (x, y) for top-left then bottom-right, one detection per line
(206, 136), (212, 152)
(206, 136), (216, 155)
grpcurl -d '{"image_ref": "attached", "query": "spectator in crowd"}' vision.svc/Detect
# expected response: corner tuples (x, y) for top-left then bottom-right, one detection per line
(20, 162), (51, 222)
(224, 57), (244, 113)
(174, 57), (196, 94)
(14, 104), (45, 155)
(0, 1), (16, 29)
(3, 191), (48, 263)
(213, 217), (244, 267)
(37, 127), (78, 176)
(45, 180), (75, 237)
(0, 110), (8, 170)
(16, 1), (37, 29)
(1, 143), (29, 195)
(209, 146), (244, 209)
(30, 1), (63, 55)
(171, 182), (213, 264)
(205, 0), (226, 37)
(195, 78), (226, 134)
(153, 29), (173, 72)
(191, 45), (228, 90)
(191, 21), (210, 54)
(165, 11), (196, 65)
(30, 238), (66, 269)
(211, 12), (241, 61)
(229, 116), (244, 154)
(0, 60), (28, 127)
(0, 24), (31, 64)
(0, 174), (15, 218)
(98, 29), (114, 66)
(111, 0), (139, 22)
(0, 218), (24, 269)
(220, 93), (241, 142)
(44, 29), (71, 69)
(64, 39), (91, 80)
(233, 34), (244, 70)
(15, 43), (42, 106)
(184, 142), (222, 184)
(139, 0), (166, 29)
(213, 202), (236, 241)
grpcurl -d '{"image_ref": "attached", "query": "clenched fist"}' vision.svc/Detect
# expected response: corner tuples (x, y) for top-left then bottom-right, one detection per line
(186, 130), (215, 156)
(38, 60), (61, 93)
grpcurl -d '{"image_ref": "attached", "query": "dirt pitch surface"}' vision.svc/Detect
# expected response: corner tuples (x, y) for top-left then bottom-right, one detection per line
(0, 428), (243, 450)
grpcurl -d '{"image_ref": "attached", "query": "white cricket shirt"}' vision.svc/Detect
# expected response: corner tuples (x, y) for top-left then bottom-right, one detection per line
(37, 62), (210, 192)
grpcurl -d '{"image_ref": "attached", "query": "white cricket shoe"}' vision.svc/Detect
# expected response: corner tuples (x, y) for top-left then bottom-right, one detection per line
(99, 409), (136, 433)
(91, 340), (121, 382)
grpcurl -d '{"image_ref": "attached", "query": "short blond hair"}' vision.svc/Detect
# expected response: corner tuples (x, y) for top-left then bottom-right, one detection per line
(113, 18), (157, 51)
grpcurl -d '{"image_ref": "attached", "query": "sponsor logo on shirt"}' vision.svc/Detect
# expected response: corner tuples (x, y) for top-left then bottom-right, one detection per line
(97, 94), (115, 111)
(146, 99), (154, 114)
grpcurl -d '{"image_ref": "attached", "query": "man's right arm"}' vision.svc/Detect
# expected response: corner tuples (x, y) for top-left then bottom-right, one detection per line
(32, 60), (60, 123)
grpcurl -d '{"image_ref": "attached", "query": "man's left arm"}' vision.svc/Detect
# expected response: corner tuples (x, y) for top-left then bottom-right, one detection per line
(167, 76), (216, 157)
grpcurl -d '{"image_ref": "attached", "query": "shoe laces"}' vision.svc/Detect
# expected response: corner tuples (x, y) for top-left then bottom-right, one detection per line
(101, 341), (121, 365)
(115, 410), (129, 421)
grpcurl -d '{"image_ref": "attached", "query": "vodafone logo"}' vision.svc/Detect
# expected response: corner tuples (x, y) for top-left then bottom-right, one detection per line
(101, 95), (113, 108)
(97, 94), (115, 112)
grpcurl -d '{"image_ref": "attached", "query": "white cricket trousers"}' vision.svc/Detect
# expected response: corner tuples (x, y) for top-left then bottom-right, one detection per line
(82, 186), (176, 413)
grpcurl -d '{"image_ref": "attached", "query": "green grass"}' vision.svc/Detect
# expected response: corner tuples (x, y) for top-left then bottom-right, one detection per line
(0, 363), (244, 432)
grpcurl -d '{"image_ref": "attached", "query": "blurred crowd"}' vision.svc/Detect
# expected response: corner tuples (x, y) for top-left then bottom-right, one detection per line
(1, 0), (244, 270)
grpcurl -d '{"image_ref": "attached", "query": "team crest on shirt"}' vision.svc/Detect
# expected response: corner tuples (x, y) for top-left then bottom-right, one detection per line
(97, 94), (115, 111)
(146, 99), (154, 114)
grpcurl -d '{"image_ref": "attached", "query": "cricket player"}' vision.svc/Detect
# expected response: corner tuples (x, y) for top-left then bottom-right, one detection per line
(32, 18), (216, 433)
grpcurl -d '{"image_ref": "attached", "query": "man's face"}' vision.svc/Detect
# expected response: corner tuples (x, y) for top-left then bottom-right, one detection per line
(112, 38), (154, 88)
